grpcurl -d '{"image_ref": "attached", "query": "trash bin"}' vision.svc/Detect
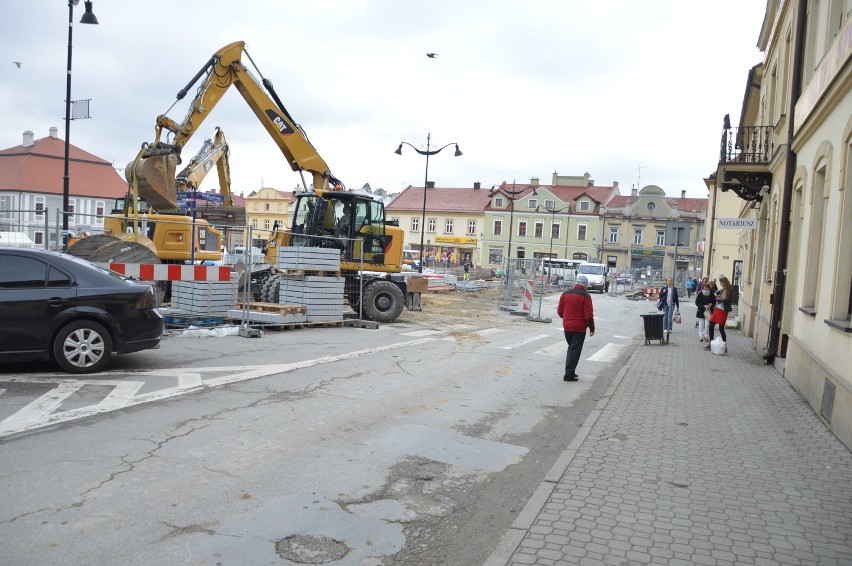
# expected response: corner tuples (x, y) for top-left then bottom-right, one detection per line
(640, 312), (665, 345)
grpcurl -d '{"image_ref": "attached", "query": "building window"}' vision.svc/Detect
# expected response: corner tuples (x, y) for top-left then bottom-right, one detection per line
(252, 219), (258, 229)
(468, 220), (476, 235)
(428, 218), (436, 233)
(518, 219), (527, 237)
(264, 203), (270, 211)
(534, 220), (544, 238)
(489, 248), (503, 264)
(609, 226), (619, 243)
(264, 219), (271, 230)
(411, 217), (419, 232)
(544, 199), (555, 209)
(445, 219), (453, 233)
(67, 200), (76, 225)
(656, 230), (666, 246)
(493, 218), (502, 236)
(34, 197), (45, 220)
(95, 202), (105, 226)
(528, 199), (537, 209)
(634, 228), (643, 245)
(647, 202), (656, 212)
(34, 231), (44, 245)
(577, 223), (588, 241)
(552, 221), (560, 239)
(495, 197), (504, 207)
(579, 200), (590, 211)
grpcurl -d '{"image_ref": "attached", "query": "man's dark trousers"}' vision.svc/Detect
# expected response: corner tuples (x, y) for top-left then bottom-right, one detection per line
(563, 330), (586, 377)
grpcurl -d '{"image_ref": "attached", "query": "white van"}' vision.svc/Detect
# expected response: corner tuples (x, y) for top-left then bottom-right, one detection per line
(578, 262), (608, 293)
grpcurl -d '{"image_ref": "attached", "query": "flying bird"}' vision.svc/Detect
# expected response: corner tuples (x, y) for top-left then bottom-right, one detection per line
(13, 61), (22, 68)
(426, 53), (438, 59)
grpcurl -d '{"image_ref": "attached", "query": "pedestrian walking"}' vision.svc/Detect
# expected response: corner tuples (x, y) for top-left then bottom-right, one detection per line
(658, 277), (680, 337)
(695, 281), (714, 342)
(556, 274), (595, 381)
(705, 276), (734, 353)
(687, 277), (698, 298)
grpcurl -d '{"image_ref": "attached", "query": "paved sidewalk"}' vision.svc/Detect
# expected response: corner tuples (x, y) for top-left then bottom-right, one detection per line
(486, 322), (852, 565)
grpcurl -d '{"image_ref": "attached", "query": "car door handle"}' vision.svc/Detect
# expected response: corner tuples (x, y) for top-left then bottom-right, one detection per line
(47, 298), (68, 307)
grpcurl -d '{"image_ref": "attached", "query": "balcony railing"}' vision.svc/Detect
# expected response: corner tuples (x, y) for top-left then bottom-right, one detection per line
(719, 126), (774, 164)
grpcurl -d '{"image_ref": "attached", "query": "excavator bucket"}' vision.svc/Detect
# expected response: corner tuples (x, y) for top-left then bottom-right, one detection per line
(126, 153), (179, 211)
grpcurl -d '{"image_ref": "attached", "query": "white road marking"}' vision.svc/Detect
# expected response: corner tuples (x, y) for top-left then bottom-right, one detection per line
(0, 381), (84, 433)
(0, 389), (5, 397)
(498, 334), (549, 350)
(586, 342), (629, 363)
(0, 336), (444, 438)
(400, 329), (444, 337)
(534, 342), (566, 356)
(613, 335), (632, 339)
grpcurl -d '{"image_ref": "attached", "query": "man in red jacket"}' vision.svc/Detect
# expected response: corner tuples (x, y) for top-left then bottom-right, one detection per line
(556, 275), (596, 381)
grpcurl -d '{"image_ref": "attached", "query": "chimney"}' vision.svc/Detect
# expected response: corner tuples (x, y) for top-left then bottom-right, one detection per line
(530, 177), (540, 186)
(425, 181), (435, 188)
(49, 127), (59, 139)
(474, 181), (481, 190)
(22, 131), (34, 147)
(613, 181), (619, 189)
(681, 190), (686, 199)
(631, 186), (638, 197)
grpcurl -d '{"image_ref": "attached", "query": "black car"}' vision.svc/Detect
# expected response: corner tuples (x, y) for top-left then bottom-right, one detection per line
(0, 247), (164, 373)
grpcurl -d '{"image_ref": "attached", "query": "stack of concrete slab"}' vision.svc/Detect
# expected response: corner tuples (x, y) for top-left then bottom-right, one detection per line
(279, 275), (344, 321)
(275, 247), (343, 322)
(276, 247), (341, 272)
(171, 278), (238, 317)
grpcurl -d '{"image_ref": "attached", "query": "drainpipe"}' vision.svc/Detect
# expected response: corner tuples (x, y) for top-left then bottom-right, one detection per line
(764, 0), (806, 364)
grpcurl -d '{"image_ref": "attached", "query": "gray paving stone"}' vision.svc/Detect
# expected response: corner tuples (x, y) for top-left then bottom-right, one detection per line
(498, 325), (852, 566)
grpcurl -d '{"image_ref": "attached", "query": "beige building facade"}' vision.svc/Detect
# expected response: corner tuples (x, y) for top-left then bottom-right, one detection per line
(244, 187), (293, 247)
(711, 0), (852, 449)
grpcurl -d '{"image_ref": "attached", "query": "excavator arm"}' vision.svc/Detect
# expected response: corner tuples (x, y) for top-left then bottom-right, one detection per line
(175, 127), (233, 206)
(132, 40), (342, 210)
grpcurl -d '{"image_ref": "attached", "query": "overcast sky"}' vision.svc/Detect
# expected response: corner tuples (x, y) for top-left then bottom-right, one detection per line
(1, 1), (766, 198)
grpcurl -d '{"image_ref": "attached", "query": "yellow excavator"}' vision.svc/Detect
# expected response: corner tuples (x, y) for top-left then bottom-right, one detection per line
(112, 40), (421, 322)
(64, 128), (237, 266)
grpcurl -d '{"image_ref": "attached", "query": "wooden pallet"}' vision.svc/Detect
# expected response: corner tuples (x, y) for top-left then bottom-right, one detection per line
(236, 302), (308, 314)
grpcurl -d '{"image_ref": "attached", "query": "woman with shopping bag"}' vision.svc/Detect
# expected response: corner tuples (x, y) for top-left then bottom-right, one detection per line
(658, 277), (680, 338)
(704, 276), (734, 353)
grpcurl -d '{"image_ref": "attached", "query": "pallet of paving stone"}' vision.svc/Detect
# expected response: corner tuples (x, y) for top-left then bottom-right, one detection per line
(276, 247), (341, 272)
(172, 279), (238, 316)
(278, 274), (344, 321)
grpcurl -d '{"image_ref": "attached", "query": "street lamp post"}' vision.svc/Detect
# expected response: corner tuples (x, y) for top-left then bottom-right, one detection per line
(536, 204), (570, 261)
(62, 0), (98, 249)
(499, 181), (535, 266)
(395, 133), (462, 273)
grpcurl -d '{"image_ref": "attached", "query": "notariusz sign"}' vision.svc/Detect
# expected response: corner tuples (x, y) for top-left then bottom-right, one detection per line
(717, 218), (757, 229)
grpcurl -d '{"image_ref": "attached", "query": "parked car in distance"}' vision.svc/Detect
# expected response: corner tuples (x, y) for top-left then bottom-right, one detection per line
(0, 247), (164, 374)
(616, 273), (633, 286)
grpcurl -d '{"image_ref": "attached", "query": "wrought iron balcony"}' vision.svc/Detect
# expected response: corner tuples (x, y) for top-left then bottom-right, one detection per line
(718, 125), (774, 202)
(720, 126), (774, 164)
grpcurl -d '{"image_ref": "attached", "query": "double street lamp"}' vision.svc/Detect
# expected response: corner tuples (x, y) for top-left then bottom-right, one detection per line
(536, 204), (569, 261)
(394, 133), (462, 273)
(62, 0), (99, 249)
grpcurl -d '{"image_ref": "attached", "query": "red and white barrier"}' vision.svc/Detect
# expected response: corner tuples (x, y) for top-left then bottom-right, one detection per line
(644, 287), (661, 300)
(522, 279), (535, 312)
(105, 263), (232, 282)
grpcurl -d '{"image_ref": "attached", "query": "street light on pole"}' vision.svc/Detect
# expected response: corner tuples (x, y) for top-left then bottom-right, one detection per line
(394, 133), (462, 273)
(62, 0), (98, 249)
(536, 204), (570, 261)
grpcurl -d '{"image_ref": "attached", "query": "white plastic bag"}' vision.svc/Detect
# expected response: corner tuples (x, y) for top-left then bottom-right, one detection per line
(710, 336), (726, 355)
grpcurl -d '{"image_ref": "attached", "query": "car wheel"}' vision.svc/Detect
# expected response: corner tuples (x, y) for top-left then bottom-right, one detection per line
(53, 320), (114, 374)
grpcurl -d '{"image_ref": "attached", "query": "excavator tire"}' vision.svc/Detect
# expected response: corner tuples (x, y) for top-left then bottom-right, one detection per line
(65, 233), (123, 261)
(260, 273), (282, 304)
(361, 280), (404, 323)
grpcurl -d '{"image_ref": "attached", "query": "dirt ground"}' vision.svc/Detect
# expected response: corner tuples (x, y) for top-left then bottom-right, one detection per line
(395, 286), (512, 328)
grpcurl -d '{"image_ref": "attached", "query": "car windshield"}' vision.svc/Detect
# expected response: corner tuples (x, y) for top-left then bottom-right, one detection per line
(579, 264), (604, 275)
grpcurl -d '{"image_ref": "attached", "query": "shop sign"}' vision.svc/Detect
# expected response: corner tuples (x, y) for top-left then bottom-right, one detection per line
(717, 218), (757, 229)
(435, 236), (478, 244)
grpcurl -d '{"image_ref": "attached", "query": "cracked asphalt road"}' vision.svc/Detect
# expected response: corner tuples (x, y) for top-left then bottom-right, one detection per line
(0, 289), (640, 565)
